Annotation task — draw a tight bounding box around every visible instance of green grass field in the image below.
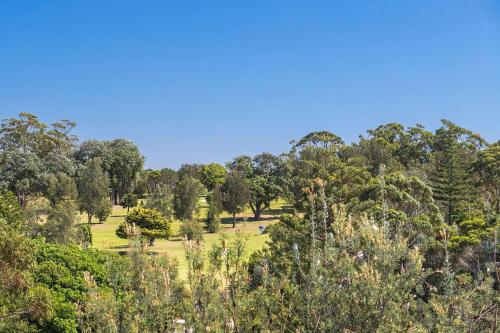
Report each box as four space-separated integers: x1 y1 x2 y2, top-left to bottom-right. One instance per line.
88 198 289 277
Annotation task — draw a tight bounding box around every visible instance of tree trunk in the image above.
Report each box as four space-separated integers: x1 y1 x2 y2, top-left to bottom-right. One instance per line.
87 213 92 224
112 190 118 205
232 213 236 228
149 237 155 246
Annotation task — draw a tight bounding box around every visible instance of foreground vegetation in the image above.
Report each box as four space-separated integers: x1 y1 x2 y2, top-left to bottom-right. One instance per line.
0 113 499 332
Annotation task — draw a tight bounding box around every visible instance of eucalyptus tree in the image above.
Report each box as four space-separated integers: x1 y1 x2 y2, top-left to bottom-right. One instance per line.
227 153 288 219
0 113 77 206
105 139 144 204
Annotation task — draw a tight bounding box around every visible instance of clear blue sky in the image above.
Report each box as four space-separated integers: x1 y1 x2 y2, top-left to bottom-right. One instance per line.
1 1 499 169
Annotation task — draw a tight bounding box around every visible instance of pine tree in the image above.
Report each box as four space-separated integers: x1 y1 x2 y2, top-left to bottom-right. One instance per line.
431 120 483 225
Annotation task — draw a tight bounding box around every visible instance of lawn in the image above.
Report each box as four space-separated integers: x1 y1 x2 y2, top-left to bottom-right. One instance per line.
89 198 290 277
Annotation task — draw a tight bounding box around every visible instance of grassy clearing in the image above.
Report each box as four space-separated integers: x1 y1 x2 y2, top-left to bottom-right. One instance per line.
88 198 290 277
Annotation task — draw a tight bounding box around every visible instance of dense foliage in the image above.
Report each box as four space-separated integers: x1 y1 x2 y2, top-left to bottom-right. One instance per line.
0 113 498 332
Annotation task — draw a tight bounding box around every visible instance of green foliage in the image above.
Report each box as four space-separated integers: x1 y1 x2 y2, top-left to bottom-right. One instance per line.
474 141 500 215
293 130 343 148
0 113 77 207
122 193 138 213
45 172 77 206
198 163 227 191
179 219 204 242
177 163 203 180
33 241 112 332
449 216 493 249
0 191 22 226
95 197 112 223
206 184 223 233
136 167 178 197
42 200 80 244
228 153 288 219
173 176 204 220
431 120 483 225
221 171 250 227
117 207 171 246
0 199 53 332
77 223 93 248
145 187 174 219
103 139 144 204
77 157 108 223
1 114 499 331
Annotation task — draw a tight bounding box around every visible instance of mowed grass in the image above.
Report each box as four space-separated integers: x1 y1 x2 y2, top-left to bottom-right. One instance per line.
89 198 290 278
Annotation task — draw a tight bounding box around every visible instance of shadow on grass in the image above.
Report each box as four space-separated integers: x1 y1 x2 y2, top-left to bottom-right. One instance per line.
110 245 129 249
262 205 294 216
219 216 278 225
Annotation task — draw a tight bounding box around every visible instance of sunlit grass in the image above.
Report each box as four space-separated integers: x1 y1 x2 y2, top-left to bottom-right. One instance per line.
89 198 290 277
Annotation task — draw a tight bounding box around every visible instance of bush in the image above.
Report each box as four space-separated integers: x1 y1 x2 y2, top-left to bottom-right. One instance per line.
116 207 171 246
179 219 204 242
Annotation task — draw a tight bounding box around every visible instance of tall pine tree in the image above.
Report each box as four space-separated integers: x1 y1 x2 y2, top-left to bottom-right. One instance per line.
430 120 485 225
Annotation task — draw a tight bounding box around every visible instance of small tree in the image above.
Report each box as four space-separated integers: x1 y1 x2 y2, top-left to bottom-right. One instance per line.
222 172 250 227
45 172 77 206
95 198 112 223
116 207 170 246
174 177 204 220
206 184 223 233
122 193 138 214
179 219 204 242
78 157 109 224
145 188 174 219
42 200 80 244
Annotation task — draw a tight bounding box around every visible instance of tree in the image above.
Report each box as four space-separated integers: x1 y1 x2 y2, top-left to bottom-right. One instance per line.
42 200 80 244
145 187 174 219
0 113 77 207
104 139 144 204
286 131 345 211
206 184 223 233
179 219 204 242
177 164 203 180
95 198 112 223
431 120 485 225
73 139 109 165
78 157 109 224
356 123 434 173
45 172 77 206
474 141 500 215
199 163 227 191
0 219 52 332
116 207 171 246
221 171 250 227
227 153 287 219
159 167 178 191
33 241 117 332
0 191 23 227
122 193 138 213
173 176 204 220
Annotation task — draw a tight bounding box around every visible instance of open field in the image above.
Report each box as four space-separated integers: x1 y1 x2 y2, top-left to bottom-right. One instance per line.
88 198 290 277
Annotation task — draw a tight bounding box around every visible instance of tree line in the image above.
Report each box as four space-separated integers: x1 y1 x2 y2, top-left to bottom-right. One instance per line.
0 113 498 332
